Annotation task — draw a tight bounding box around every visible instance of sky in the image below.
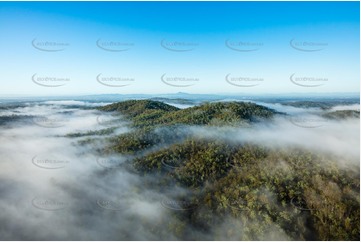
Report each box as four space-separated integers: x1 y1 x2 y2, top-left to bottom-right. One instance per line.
0 1 359 96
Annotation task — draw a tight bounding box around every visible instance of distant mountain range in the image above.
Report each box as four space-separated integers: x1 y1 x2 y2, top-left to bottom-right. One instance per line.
0 92 359 104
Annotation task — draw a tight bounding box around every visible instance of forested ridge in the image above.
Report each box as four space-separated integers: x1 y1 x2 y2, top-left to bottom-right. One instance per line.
96 100 359 240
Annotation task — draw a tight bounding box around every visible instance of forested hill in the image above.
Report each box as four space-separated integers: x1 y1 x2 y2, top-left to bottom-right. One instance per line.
99 100 180 117
99 100 279 128
94 99 359 240
322 110 360 120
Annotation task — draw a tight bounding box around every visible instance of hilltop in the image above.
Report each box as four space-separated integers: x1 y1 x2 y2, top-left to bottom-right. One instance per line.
97 100 279 154
99 99 278 128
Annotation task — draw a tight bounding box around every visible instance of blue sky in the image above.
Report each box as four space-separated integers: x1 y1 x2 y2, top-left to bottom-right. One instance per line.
0 1 359 96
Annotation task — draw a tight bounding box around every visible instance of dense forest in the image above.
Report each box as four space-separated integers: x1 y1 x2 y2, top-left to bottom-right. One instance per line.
85 100 359 240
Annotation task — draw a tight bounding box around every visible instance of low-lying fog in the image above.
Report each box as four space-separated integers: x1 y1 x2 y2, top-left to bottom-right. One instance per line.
0 99 359 240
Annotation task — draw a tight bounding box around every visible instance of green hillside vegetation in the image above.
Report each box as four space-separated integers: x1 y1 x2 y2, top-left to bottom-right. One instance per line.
99 100 277 128
322 110 360 120
96 99 359 240
282 101 358 110
0 114 34 126
65 127 117 137
99 100 278 154
99 99 180 118
132 139 359 240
